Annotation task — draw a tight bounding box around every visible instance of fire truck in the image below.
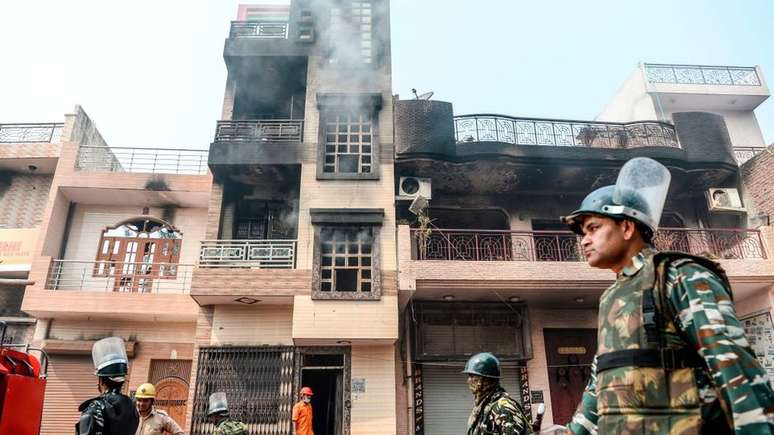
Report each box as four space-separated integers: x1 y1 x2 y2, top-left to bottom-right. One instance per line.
0 320 48 435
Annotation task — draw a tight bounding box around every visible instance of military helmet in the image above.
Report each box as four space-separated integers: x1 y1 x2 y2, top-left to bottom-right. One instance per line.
462 352 501 378
208 392 229 416
562 157 671 235
91 337 129 381
135 383 156 399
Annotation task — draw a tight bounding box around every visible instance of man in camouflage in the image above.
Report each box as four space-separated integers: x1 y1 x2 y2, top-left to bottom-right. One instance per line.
207 392 248 435
463 352 529 435
562 157 774 434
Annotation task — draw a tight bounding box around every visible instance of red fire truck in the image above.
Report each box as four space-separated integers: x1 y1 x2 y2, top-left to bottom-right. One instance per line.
0 321 48 435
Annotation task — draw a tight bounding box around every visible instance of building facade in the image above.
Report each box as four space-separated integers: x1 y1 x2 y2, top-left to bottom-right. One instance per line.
4 3 774 435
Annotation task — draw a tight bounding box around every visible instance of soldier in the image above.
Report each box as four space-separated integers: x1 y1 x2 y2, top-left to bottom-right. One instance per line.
76 337 140 435
562 157 774 434
463 352 529 435
134 383 184 435
207 392 248 435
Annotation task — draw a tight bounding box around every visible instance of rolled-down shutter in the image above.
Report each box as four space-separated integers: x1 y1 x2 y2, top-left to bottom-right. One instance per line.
40 355 94 435
422 365 522 435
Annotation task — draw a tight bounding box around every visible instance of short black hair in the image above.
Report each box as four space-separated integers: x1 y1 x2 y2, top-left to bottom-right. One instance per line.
611 216 654 245
99 377 124 391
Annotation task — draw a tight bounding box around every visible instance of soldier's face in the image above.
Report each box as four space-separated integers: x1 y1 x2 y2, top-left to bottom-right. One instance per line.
467 374 483 393
580 216 629 269
136 398 153 413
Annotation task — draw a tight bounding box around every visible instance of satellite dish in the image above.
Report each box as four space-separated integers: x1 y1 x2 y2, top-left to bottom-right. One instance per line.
411 88 434 100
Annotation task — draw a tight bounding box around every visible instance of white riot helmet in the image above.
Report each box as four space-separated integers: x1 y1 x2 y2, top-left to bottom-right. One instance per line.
208 392 229 416
92 337 128 382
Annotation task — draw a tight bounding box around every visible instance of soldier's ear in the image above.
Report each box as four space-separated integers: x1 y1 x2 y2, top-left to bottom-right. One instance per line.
621 219 637 241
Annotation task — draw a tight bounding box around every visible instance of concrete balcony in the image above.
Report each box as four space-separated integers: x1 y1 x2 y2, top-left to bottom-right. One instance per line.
224 20 311 60
191 239 307 306
209 120 304 175
0 123 63 173
21 258 199 321
76 146 208 175
397 225 774 309
642 63 769 111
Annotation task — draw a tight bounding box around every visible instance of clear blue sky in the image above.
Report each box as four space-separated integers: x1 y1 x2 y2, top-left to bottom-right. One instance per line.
0 0 771 148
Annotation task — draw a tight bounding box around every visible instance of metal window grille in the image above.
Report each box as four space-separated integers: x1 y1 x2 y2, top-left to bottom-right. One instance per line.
320 227 374 293
190 347 295 435
323 113 373 174
329 2 372 65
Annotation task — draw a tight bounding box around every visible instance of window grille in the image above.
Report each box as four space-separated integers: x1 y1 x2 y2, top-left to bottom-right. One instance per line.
319 227 374 293
323 112 373 174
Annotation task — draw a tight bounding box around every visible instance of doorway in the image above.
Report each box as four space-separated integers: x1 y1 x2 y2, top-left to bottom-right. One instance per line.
301 353 345 435
543 328 597 425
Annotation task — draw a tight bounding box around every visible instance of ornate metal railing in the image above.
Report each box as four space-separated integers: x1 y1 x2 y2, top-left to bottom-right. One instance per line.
734 146 771 165
411 228 766 261
199 240 297 268
214 120 303 143
46 260 194 293
0 123 64 143
644 63 761 86
453 115 679 149
76 146 208 175
230 21 289 39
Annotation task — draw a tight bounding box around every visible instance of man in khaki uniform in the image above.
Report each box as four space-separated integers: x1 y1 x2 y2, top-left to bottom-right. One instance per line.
134 383 184 435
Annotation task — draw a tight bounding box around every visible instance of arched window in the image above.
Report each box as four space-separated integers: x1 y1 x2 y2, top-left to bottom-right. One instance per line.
93 216 183 292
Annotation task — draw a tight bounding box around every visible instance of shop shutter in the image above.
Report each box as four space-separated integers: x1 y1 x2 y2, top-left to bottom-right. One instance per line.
40 355 94 435
422 365 521 435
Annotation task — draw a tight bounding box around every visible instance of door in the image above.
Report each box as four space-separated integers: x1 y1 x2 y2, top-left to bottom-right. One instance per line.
148 359 192 430
94 237 181 292
543 328 597 425
40 355 94 435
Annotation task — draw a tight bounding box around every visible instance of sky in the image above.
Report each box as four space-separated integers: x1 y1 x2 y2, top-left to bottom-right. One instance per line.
0 0 772 149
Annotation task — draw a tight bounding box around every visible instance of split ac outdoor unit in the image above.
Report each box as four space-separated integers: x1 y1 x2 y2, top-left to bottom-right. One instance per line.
397 177 432 201
707 188 746 213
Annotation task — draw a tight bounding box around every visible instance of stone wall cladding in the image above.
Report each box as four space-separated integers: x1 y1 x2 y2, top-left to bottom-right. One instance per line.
0 284 26 316
0 173 53 228
741 144 774 218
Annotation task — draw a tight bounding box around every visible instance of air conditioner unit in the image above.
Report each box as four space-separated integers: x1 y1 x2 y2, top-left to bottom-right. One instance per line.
708 188 746 213
397 176 431 201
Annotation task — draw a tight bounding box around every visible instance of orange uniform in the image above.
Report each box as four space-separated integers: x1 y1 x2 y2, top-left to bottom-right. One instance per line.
292 400 314 435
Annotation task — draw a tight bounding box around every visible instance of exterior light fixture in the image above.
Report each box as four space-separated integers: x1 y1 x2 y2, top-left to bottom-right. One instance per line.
235 297 260 305
442 294 455 301
509 296 521 303
337 340 352 345
574 297 585 303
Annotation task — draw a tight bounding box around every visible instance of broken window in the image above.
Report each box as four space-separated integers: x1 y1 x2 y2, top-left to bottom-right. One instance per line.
323 112 373 175
319 227 374 293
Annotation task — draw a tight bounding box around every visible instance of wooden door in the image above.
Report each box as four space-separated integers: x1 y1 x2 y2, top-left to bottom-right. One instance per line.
94 237 181 292
543 328 597 425
154 377 189 429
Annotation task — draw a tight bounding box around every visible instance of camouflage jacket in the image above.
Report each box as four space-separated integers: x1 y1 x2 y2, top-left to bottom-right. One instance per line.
467 386 529 435
568 249 774 435
214 418 248 435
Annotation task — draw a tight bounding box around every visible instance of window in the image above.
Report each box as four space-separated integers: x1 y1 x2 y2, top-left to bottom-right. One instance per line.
323 112 373 174
319 227 373 293
93 217 182 292
329 1 373 65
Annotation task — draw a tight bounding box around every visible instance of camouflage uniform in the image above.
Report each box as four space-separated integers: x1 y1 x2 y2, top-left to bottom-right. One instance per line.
467 386 529 435
568 248 774 435
214 418 248 435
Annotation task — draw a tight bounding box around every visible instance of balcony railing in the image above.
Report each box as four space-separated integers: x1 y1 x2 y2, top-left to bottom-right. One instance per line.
214 120 303 143
46 260 194 293
229 21 289 39
734 146 771 165
411 228 766 262
454 115 679 149
0 123 63 143
199 240 297 268
76 146 208 175
644 63 761 86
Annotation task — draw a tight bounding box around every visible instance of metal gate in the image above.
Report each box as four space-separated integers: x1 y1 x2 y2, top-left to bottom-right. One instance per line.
190 346 295 435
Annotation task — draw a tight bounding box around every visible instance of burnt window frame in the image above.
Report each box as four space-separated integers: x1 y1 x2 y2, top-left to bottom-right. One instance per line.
316 93 382 180
321 112 374 175
311 208 383 300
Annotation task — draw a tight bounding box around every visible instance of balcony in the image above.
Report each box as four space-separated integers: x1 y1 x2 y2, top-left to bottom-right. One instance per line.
411 228 767 261
0 123 63 143
45 260 194 293
645 64 761 86
76 146 209 175
209 120 305 171
735 146 771 165
230 21 289 39
198 239 297 268
214 120 303 142
224 21 310 59
454 116 679 149
0 123 64 172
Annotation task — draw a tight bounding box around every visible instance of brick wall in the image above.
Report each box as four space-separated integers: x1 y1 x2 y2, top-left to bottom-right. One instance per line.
741 145 774 218
0 173 53 228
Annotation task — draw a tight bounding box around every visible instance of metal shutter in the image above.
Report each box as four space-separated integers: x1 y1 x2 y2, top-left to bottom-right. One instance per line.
422 365 521 435
40 355 94 435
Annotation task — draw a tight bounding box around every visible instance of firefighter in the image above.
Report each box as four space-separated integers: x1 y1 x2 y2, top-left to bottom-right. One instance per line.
134 383 184 435
76 336 140 435
292 386 315 435
207 392 248 435
463 352 529 435
562 157 774 434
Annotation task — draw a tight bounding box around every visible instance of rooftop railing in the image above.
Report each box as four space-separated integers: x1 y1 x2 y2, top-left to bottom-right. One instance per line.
454 115 679 149
214 120 303 143
734 146 771 165
0 123 64 143
230 21 289 39
411 228 766 261
76 146 209 175
644 63 761 86
199 240 297 268
46 260 194 293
